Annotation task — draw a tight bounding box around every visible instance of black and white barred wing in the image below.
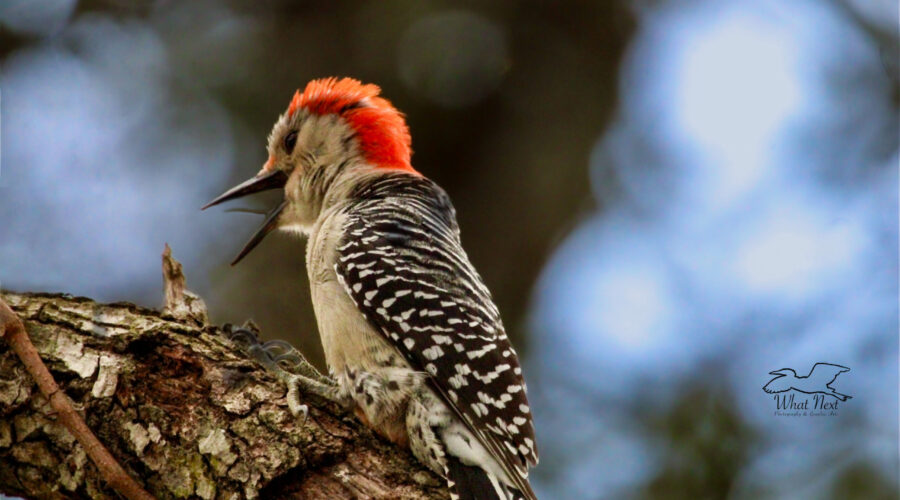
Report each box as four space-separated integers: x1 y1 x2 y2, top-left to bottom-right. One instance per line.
334 180 538 493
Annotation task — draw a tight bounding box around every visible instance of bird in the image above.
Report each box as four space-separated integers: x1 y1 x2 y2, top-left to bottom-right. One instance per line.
763 363 852 401
204 77 538 500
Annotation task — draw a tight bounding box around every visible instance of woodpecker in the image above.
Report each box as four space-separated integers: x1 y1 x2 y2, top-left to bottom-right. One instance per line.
204 78 538 500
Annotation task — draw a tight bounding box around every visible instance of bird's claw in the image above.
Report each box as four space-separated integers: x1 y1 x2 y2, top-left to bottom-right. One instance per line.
261 339 310 372
290 402 309 423
286 379 310 423
261 339 294 357
222 323 265 351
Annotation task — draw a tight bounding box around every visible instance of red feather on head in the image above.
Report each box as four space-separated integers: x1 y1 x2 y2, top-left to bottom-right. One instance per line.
287 78 415 173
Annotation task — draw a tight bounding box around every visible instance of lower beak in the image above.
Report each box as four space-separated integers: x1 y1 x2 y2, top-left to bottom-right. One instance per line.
202 169 289 265
230 200 286 265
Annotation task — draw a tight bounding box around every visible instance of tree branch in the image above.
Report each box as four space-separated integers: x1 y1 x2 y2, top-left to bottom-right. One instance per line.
0 286 446 498
0 295 153 500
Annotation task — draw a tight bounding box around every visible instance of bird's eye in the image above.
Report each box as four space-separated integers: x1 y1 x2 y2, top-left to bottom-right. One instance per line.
284 130 298 154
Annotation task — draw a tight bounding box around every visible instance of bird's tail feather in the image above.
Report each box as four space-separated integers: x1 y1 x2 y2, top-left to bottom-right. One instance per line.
831 391 851 401
445 455 525 500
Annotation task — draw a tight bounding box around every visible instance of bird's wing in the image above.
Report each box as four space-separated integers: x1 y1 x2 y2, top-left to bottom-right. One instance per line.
333 175 538 498
811 363 850 387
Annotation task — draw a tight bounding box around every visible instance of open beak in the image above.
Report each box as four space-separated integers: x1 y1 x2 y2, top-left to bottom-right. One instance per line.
202 169 289 265
228 200 287 265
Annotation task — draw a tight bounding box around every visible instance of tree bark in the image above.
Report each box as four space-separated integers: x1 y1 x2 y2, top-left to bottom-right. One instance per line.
0 290 447 499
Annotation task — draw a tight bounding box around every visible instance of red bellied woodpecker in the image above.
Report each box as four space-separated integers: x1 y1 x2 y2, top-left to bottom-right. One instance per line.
204 78 538 500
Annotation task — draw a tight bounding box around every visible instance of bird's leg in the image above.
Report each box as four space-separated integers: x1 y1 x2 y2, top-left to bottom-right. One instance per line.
223 325 352 419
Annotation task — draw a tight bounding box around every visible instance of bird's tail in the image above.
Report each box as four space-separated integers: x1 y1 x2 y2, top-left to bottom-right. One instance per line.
445 455 527 500
831 391 851 401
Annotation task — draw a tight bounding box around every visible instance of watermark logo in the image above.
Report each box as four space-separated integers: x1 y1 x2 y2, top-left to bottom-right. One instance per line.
763 363 851 416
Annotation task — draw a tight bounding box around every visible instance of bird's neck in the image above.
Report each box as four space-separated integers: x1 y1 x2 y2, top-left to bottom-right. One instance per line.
282 160 381 233
319 161 400 212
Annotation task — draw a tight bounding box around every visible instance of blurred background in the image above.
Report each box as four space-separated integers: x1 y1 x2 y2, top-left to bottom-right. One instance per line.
0 0 897 498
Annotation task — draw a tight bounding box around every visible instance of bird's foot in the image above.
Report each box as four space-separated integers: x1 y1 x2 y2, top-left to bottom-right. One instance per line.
222 324 351 420
284 373 353 421
223 323 320 378
256 338 330 383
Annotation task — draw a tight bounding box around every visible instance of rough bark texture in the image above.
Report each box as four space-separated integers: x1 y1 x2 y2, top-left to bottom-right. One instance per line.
0 291 448 499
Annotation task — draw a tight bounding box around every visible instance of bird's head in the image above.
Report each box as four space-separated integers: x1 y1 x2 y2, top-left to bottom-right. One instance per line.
768 368 796 378
203 77 416 264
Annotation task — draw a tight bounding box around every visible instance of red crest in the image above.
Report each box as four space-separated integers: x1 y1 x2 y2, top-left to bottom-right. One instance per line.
287 78 415 172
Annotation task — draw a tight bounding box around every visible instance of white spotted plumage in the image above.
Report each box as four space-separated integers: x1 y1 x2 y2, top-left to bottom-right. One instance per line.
333 173 538 498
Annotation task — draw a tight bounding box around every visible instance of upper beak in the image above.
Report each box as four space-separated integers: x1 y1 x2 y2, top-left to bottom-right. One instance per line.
202 169 289 265
201 169 288 210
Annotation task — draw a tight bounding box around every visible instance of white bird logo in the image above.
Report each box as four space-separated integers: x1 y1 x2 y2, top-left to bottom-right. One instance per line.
763 363 852 401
